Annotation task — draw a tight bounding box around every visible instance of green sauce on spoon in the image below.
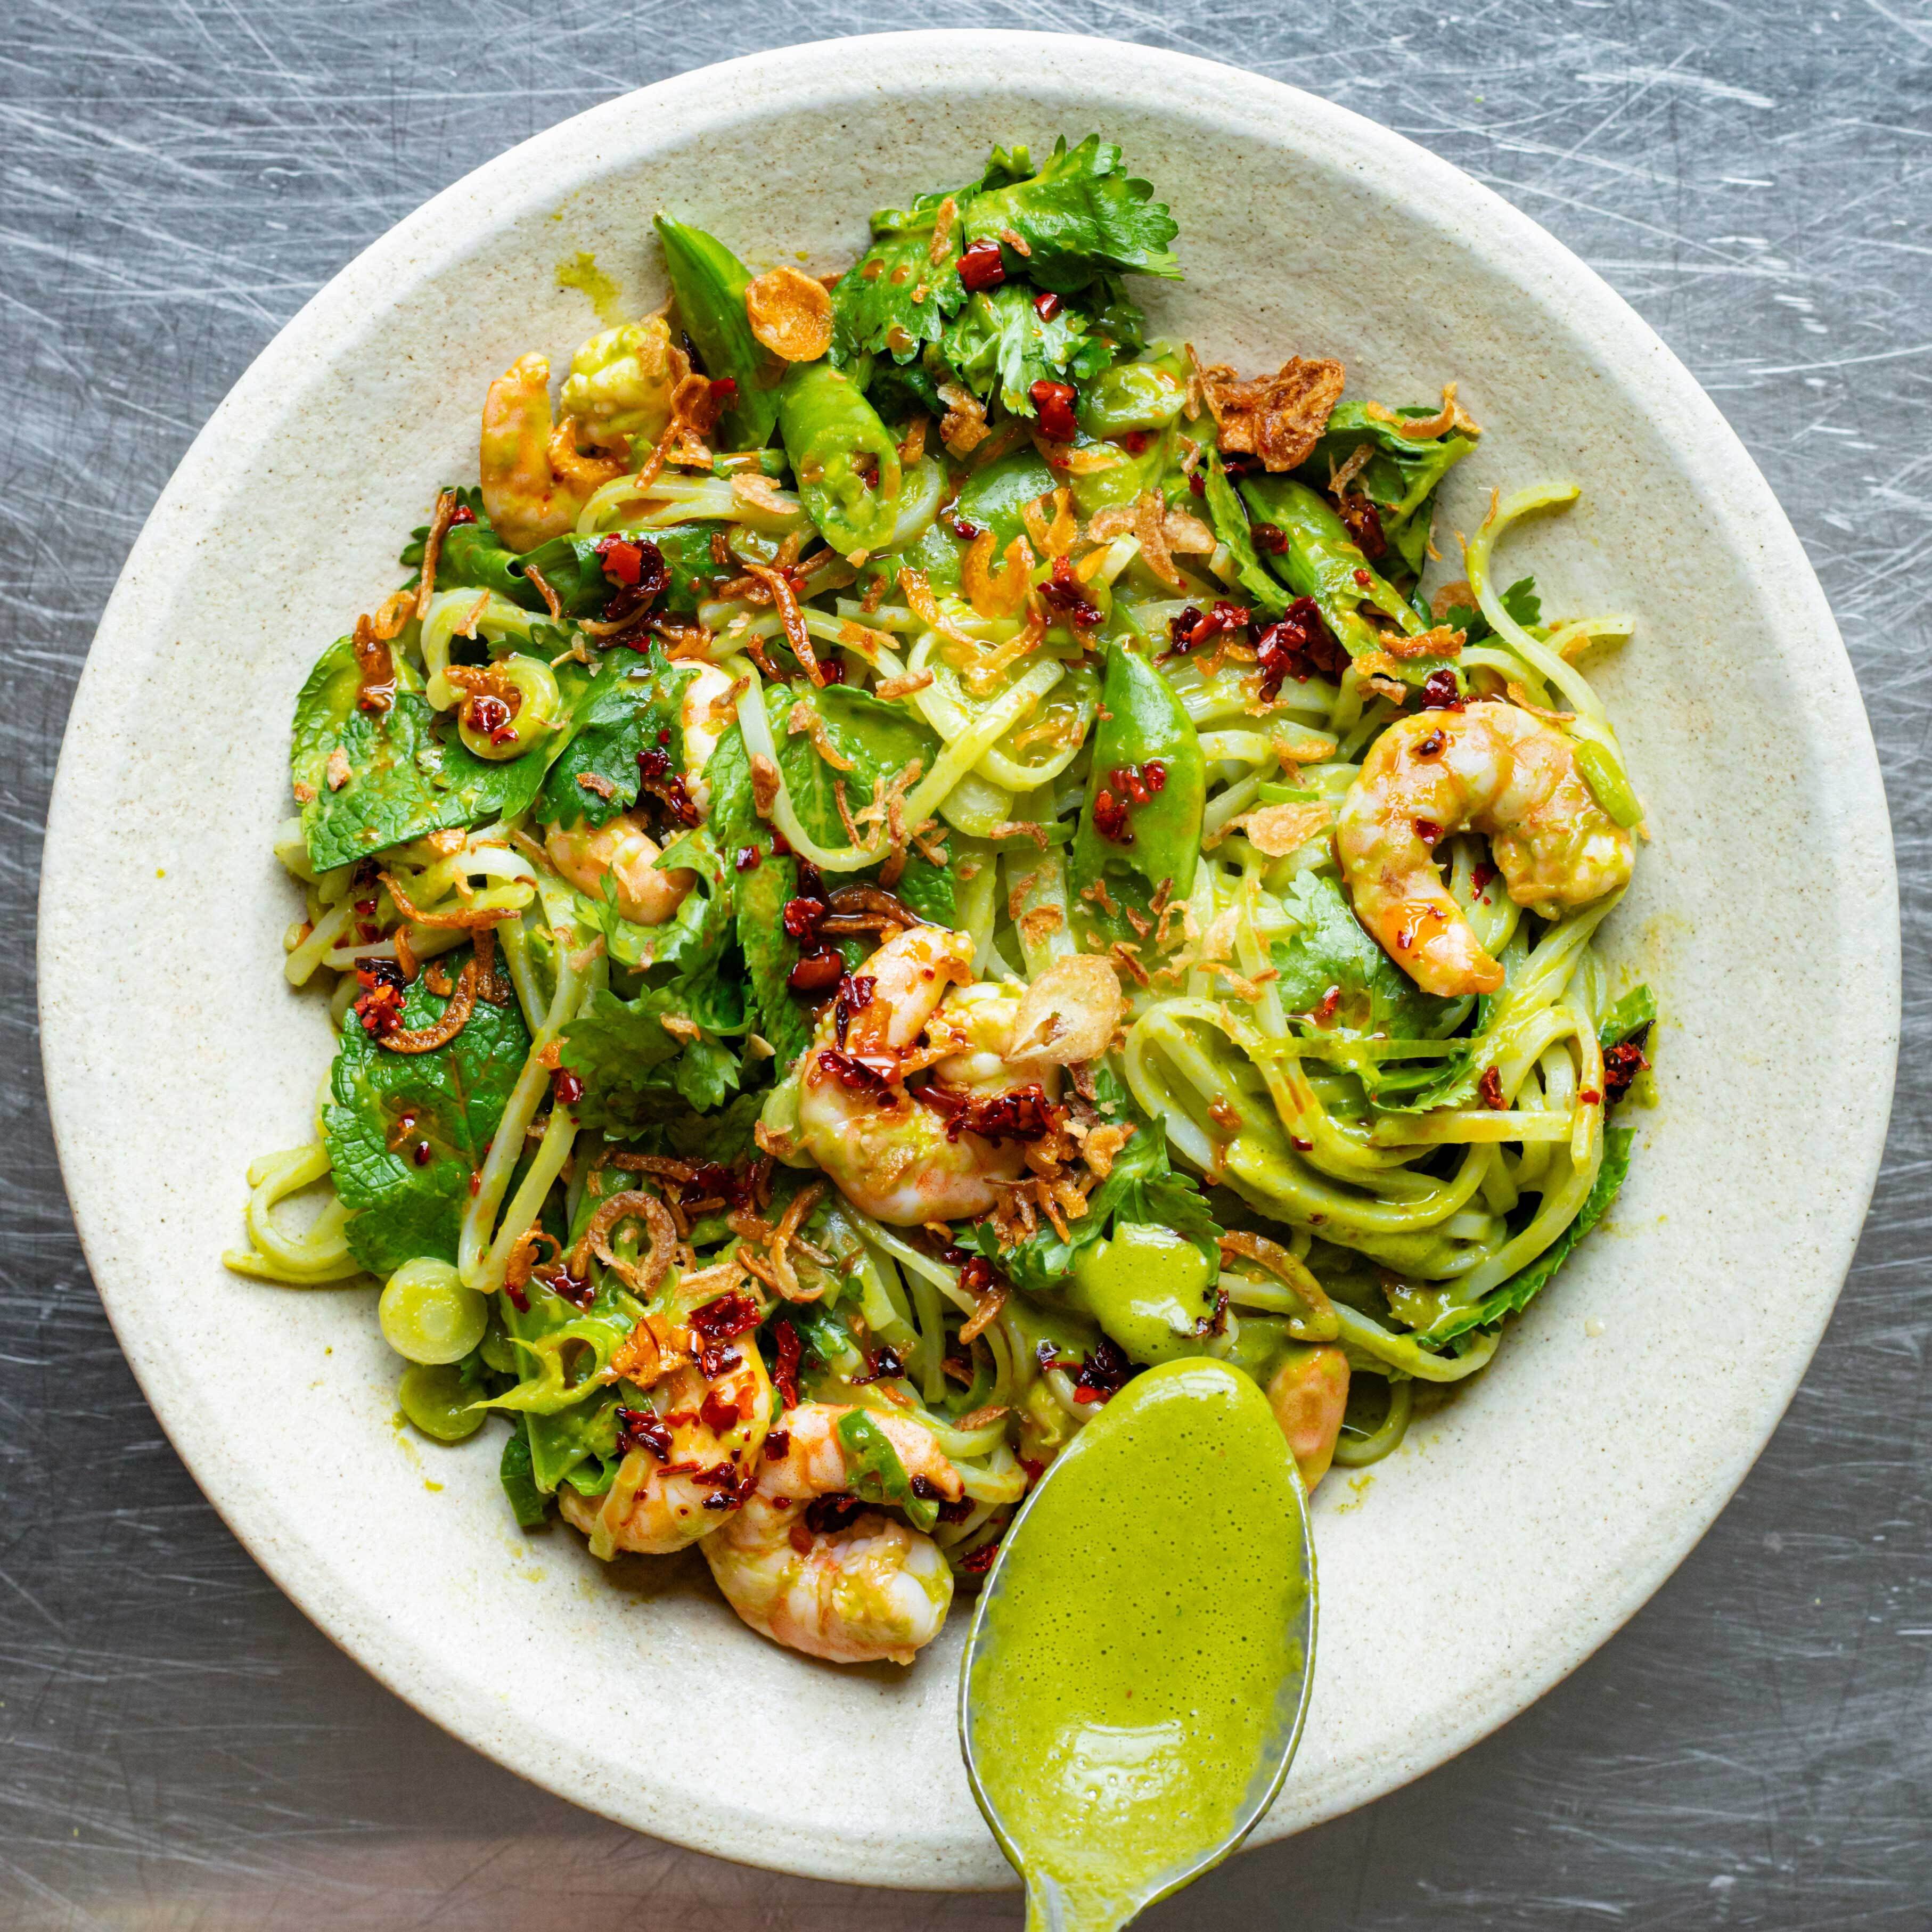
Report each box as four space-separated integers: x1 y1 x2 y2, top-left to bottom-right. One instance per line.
959 1358 1316 1932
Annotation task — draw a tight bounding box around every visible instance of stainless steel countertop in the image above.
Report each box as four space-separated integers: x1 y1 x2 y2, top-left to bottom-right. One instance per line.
4 4 1926 1926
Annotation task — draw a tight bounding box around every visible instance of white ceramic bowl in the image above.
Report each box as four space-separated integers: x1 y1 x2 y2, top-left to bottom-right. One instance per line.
39 31 1897 1889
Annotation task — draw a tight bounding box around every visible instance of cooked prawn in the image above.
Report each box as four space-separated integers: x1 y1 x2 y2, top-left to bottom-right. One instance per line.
546 812 694 926
703 1403 962 1665
559 1348 771 1556
680 661 738 818
480 353 626 552
1266 1343 1350 1491
1336 701 1633 996
795 926 1043 1225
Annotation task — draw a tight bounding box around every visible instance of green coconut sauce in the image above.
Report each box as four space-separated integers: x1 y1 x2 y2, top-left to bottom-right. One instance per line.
963 1359 1314 1932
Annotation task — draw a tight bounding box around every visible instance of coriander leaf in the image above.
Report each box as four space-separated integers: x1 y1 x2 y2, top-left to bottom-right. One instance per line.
560 981 741 1134
835 1410 939 1530
294 638 549 872
1439 575 1540 646
1273 872 1459 1039
323 945 530 1273
962 136 1181 293
830 191 969 366
1600 985 1656 1048
938 283 1103 415
1417 1128 1634 1347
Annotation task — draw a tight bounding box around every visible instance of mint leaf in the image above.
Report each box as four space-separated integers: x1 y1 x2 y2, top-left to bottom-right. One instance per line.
537 646 695 830
1417 1127 1635 1347
294 638 549 872
834 1410 939 1530
323 944 531 1272
777 684 939 850
962 136 1180 293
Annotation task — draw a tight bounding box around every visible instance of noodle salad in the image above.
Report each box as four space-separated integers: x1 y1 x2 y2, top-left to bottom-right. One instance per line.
230 137 1653 1668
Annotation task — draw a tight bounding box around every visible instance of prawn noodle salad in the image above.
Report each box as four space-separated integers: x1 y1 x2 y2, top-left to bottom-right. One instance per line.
229 138 1655 1669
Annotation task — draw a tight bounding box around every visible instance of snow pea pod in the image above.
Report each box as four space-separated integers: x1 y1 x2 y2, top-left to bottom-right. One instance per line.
1239 475 1427 660
776 362 903 556
653 214 781 451
1071 641 1206 904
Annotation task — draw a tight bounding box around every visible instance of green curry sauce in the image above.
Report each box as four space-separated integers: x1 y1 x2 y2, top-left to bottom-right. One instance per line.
961 1360 1315 1932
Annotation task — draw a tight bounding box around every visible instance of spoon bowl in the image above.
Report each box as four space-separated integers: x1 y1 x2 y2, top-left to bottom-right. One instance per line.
959 1360 1317 1931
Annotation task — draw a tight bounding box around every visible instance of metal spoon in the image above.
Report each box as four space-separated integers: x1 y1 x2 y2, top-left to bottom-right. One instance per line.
958 1358 1317 1932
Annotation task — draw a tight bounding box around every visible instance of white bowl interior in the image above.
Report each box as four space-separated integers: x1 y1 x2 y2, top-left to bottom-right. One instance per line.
38 32 1896 1889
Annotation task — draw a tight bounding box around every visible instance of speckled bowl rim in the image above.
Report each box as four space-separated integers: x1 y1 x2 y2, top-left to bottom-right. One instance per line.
39 30 1898 1889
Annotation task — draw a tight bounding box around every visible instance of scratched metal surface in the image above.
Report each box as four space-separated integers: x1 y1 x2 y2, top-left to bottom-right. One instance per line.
3 3 1927 1926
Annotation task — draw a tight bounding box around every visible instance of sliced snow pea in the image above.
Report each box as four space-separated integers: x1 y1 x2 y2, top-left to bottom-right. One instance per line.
1071 641 1206 904
776 362 904 556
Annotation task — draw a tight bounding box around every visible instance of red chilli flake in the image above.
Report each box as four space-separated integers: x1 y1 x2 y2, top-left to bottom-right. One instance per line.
1352 567 1373 587
1414 818 1443 845
957 239 1006 292
832 973 877 1048
1478 1066 1507 1110
1029 380 1079 442
1187 471 1206 499
463 692 517 746
918 1080 1060 1145
735 845 761 872
447 503 477 528
594 535 669 623
1254 597 1347 697
1041 554 1102 628
637 745 701 827
1070 1337 1134 1405
814 1048 895 1097
1414 729 1447 758
960 1538 1003 1575
695 1342 741 1381
1471 860 1497 900
1166 600 1250 656
762 1428 791 1463
1421 667 1464 711
787 949 845 994
710 376 739 405
1603 1028 1653 1103
552 1069 585 1108
351 959 406 1038
1118 430 1150 456
1336 493 1387 561
1092 786 1133 846
1249 521 1289 555
852 1345 906 1386
536 1261 594 1310
690 1292 764 1342
698 1388 744 1435
615 1406 673 1460
771 1321 803 1410
1033 289 1062 321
